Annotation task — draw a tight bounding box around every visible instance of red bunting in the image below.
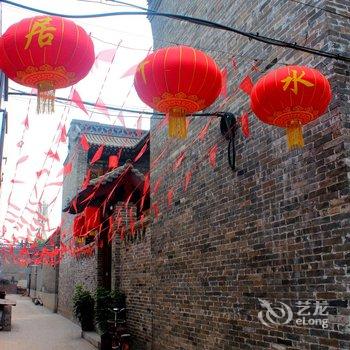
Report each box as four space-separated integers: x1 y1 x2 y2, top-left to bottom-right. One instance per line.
46 149 60 162
184 171 192 192
45 182 63 187
11 179 25 184
134 140 148 162
167 188 174 207
82 169 92 190
120 64 138 78
80 134 90 151
198 119 212 141
22 116 29 129
153 177 162 195
152 202 159 220
220 68 228 97
143 173 150 195
36 169 49 178
57 125 67 143
96 48 117 63
94 98 110 120
57 162 73 177
239 76 254 95
71 89 88 114
240 112 250 138
173 151 186 171
17 141 24 148
90 145 104 164
8 202 20 211
16 155 29 166
209 144 218 168
117 112 126 128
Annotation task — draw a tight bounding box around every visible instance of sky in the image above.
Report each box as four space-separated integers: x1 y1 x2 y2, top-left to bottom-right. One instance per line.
0 0 153 242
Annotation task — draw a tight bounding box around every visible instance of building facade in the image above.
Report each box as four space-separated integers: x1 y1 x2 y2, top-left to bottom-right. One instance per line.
117 0 349 349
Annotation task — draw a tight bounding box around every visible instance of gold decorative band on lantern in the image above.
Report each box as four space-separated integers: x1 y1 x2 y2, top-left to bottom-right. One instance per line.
286 120 304 150
168 107 187 139
37 81 55 114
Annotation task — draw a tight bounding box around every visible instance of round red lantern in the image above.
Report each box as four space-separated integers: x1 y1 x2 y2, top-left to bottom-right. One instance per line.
250 65 331 149
134 46 222 138
0 16 95 113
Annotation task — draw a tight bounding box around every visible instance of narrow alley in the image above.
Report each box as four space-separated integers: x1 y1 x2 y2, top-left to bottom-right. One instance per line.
0 295 94 350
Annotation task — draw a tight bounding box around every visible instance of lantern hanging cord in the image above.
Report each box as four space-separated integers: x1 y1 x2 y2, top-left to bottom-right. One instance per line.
1 0 349 63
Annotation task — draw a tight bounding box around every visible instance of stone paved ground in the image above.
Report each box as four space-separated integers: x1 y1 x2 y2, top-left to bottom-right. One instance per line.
0 294 95 350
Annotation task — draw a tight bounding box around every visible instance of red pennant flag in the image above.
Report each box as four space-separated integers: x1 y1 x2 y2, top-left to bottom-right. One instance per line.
96 48 117 63
197 119 212 141
8 202 20 211
108 149 122 169
10 179 25 184
90 145 104 164
46 149 60 162
240 112 250 138
16 155 29 166
82 169 91 190
173 151 186 171
152 203 159 220
134 140 148 162
57 162 73 177
209 144 218 168
117 112 126 128
143 173 150 195
22 116 29 129
153 177 162 195
220 68 228 97
120 64 138 78
167 188 174 207
57 125 67 143
80 134 90 152
71 89 88 114
17 140 24 148
45 181 63 187
184 170 192 192
239 76 254 95
94 98 110 120
36 169 49 178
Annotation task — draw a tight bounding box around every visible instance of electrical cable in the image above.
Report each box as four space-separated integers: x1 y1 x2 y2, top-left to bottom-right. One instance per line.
7 91 219 117
1 0 349 62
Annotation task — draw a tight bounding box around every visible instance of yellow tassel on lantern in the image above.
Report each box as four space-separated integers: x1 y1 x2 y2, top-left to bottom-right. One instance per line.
37 81 55 114
286 120 304 150
168 107 187 139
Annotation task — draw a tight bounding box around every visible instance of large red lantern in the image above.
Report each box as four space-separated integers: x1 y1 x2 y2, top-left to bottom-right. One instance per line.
250 65 331 149
134 46 222 138
0 16 95 113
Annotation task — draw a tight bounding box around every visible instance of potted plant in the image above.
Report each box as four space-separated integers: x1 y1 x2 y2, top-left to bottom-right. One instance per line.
73 284 95 331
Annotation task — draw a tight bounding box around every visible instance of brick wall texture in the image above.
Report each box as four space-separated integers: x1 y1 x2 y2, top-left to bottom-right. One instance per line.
122 0 350 349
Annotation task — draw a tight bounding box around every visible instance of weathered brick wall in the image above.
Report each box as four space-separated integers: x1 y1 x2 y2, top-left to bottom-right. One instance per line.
58 125 97 319
141 0 350 349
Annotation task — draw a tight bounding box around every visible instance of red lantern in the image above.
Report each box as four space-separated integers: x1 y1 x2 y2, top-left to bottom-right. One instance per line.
84 206 100 232
250 65 331 149
73 215 85 238
0 16 95 113
134 46 222 138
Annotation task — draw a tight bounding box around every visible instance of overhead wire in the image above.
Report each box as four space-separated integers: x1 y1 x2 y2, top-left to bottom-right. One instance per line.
0 0 349 62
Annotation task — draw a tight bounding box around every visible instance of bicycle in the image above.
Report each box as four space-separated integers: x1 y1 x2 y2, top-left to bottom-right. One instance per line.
108 307 131 350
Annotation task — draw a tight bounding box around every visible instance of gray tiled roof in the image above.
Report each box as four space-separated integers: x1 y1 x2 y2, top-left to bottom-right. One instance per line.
85 133 142 148
89 162 145 186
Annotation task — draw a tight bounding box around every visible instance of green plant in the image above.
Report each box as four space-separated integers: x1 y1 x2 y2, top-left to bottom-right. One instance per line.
95 287 126 334
73 284 95 331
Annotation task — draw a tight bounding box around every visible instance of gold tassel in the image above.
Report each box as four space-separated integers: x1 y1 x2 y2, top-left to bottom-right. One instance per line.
168 107 187 139
37 81 55 114
286 121 304 150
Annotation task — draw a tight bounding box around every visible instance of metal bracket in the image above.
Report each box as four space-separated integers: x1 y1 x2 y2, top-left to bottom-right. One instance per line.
218 112 238 171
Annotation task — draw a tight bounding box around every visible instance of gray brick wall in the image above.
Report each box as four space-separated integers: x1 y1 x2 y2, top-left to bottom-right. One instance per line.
141 0 350 349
